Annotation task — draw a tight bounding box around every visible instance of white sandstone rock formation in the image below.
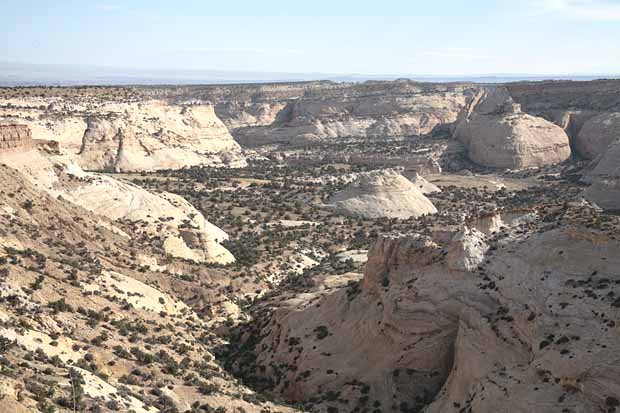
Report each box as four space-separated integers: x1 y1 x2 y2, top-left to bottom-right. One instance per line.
0 147 234 264
575 112 620 159
0 98 246 171
245 205 620 412
231 82 472 146
446 226 488 272
79 101 246 171
329 169 438 219
453 88 571 169
410 172 441 194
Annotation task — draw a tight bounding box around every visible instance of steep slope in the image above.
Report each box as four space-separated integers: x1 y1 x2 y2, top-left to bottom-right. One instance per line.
200 81 473 146
575 112 620 160
506 79 620 160
0 164 295 413
583 136 620 211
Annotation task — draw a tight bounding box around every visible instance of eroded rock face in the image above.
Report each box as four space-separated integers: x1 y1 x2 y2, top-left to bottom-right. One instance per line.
222 81 473 146
575 112 620 160
0 147 234 264
584 137 620 211
0 123 34 151
328 169 438 219
79 101 246 172
410 172 441 194
240 206 620 412
446 226 488 272
0 98 246 172
453 88 571 169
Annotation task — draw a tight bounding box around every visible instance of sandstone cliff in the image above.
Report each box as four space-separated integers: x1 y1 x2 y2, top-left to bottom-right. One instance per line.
453 88 571 168
0 98 246 172
575 112 620 159
0 123 34 151
159 81 474 146
506 80 620 159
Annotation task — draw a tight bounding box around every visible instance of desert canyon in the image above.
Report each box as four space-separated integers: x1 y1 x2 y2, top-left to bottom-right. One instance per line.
0 79 620 413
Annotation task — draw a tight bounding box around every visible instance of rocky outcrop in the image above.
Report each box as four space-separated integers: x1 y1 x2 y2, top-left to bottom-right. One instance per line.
505 80 620 159
328 169 438 219
584 137 620 211
240 205 620 412
0 123 34 151
410 172 441 194
61 169 235 264
575 112 620 159
446 226 487 272
208 81 473 146
453 88 572 169
78 101 246 172
0 99 246 172
0 147 234 264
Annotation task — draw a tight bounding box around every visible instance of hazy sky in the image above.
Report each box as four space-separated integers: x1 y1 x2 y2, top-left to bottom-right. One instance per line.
2 0 619 75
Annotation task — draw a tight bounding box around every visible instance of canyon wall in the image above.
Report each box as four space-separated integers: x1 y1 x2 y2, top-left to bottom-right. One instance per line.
145 81 476 146
0 98 246 172
507 80 620 159
3 79 620 174
453 87 572 168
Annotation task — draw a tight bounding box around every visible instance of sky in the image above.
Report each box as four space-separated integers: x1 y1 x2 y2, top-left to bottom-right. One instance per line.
1 0 619 76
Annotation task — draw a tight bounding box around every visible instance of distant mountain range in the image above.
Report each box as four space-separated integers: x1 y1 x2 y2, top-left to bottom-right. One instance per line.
1 61 618 86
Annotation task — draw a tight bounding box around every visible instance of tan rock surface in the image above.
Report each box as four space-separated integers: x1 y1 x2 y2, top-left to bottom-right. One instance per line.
575 112 620 159
584 136 620 211
0 98 246 171
241 205 620 412
229 82 473 146
453 88 571 169
329 169 437 219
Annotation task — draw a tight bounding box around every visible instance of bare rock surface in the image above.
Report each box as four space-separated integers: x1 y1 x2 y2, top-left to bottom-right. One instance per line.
453 88 571 169
238 204 620 412
210 81 474 146
410 172 441 194
328 169 437 219
446 226 488 272
575 112 620 159
0 98 246 171
584 136 620 211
